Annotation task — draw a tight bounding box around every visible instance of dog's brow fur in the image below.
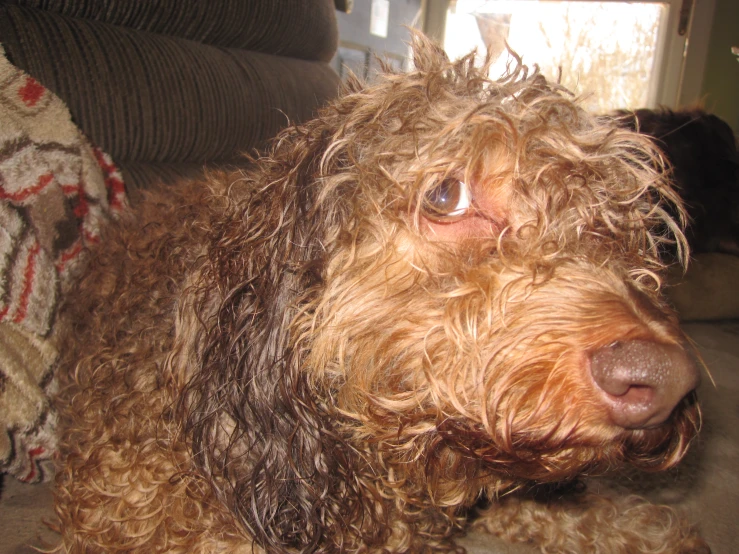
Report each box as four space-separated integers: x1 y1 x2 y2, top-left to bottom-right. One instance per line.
54 34 707 553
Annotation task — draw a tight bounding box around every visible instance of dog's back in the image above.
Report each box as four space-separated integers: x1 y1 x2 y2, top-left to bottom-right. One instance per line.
54 178 258 552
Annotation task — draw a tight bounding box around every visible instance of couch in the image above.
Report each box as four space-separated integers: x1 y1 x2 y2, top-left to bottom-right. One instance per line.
0 0 340 483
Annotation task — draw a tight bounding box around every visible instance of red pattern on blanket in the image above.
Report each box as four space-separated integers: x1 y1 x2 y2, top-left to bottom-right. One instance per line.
0 49 126 482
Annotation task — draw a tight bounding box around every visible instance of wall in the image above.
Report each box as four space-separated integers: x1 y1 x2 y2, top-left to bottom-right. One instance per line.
333 0 423 79
699 0 739 131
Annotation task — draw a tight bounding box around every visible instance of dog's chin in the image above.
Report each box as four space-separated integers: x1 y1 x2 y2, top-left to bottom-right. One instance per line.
618 394 702 470
434 398 699 485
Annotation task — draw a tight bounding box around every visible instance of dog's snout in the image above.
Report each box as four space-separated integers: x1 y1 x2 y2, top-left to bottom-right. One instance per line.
590 340 700 429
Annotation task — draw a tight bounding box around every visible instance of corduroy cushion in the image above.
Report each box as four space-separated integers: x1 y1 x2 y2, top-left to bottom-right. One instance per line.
118 162 268 200
4 0 338 61
0 4 340 169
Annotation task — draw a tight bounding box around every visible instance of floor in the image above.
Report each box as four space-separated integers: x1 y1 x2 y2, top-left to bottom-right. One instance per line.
1 321 737 554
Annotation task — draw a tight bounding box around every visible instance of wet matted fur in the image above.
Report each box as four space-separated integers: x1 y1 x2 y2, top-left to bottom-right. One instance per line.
54 36 708 553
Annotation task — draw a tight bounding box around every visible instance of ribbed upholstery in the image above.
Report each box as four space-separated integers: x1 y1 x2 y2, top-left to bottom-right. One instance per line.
119 162 249 199
5 0 338 61
0 5 339 164
0 0 340 190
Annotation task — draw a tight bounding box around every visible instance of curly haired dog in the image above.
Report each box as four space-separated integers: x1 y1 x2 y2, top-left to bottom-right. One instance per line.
54 36 707 553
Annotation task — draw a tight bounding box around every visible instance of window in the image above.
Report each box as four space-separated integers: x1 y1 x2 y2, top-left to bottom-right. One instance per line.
443 0 687 112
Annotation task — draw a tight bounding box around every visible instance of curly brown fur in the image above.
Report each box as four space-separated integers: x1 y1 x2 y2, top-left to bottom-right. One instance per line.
473 490 708 553
55 35 707 553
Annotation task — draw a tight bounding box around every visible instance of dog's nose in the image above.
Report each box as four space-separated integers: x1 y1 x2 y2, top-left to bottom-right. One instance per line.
589 340 700 429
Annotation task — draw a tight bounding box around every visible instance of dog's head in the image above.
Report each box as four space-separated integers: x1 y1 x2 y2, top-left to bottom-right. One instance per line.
183 34 700 552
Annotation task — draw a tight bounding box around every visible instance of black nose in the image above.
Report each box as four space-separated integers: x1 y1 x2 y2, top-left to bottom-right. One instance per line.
590 340 700 429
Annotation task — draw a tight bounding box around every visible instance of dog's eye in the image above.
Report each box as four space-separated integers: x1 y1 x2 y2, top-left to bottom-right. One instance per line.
422 178 472 222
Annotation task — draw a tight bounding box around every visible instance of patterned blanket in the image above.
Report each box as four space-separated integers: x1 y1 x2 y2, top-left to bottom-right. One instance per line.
0 47 125 482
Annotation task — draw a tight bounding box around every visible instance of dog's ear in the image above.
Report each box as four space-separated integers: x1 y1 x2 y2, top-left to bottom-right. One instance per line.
177 121 385 552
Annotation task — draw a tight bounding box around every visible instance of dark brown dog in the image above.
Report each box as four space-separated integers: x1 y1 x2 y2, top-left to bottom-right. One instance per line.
615 107 739 256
